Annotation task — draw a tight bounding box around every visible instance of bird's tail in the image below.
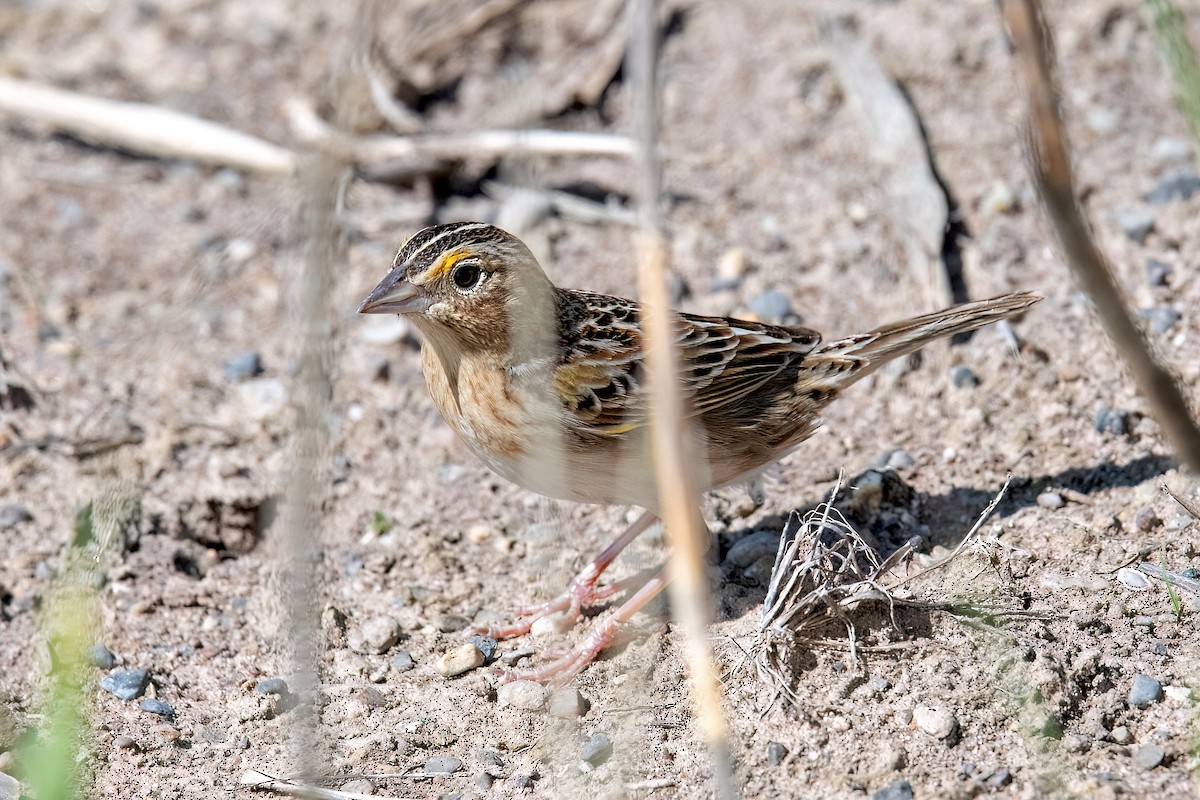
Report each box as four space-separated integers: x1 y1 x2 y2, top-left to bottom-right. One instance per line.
800 291 1041 394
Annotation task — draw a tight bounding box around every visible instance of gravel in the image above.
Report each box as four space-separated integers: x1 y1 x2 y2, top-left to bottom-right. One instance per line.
580 732 614 767
100 668 150 701
1134 743 1165 770
1129 674 1162 709
87 644 117 669
1144 172 1200 204
253 678 288 695
1114 207 1155 243
1145 258 1173 287
436 643 484 677
1037 491 1065 510
349 616 401 654
0 772 18 800
1094 408 1130 436
547 687 589 719
139 699 175 721
1141 306 1181 333
468 635 497 662
497 680 546 711
423 756 463 774
913 704 959 741
0 504 32 529
872 779 913 800
391 650 415 673
767 741 788 766
949 365 980 388
222 351 263 382
748 289 794 322
725 531 782 568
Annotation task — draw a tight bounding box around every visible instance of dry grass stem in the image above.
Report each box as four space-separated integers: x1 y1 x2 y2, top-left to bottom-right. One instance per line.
753 476 1012 707
1002 0 1200 472
629 0 733 795
0 76 296 174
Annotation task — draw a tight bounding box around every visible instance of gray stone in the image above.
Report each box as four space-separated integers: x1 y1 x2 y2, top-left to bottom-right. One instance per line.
884 449 915 470
1150 137 1192 166
253 678 288 695
139 699 175 721
766 741 788 766
581 732 613 766
1094 408 1129 436
0 771 19 800
424 756 463 774
548 687 589 719
498 680 546 711
236 378 288 421
987 768 1012 788
436 614 469 633
1114 207 1155 243
1145 172 1200 205
725 531 781 568
350 616 400 654
748 289 793 323
222 351 263 382
392 650 415 673
100 668 150 701
1110 725 1133 744
1146 258 1173 287
950 365 980 388
1142 306 1180 334
1129 674 1162 709
0 504 32 529
87 644 116 669
872 779 913 800
468 635 497 662
1134 743 1165 770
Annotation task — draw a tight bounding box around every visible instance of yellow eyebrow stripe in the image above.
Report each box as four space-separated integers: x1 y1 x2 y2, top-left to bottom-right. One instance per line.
426 248 472 281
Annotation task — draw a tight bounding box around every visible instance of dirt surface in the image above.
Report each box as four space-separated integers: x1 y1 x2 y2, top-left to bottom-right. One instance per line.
2 1 1199 798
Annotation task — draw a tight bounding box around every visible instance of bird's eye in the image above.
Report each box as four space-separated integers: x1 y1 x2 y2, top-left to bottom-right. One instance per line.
451 263 484 290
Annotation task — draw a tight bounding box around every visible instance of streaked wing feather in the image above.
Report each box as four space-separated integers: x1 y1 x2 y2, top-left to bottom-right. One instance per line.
553 290 820 436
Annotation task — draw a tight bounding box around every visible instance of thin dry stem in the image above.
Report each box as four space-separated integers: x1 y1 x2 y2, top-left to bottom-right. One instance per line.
1002 0 1200 472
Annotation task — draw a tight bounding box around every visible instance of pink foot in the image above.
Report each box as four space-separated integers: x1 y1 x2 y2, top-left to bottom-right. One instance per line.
474 562 622 639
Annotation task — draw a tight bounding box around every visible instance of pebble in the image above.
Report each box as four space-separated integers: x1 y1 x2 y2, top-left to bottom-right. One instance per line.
0 504 32 529
1134 743 1165 770
236 378 289 421
581 732 613 767
222 351 263 382
139 699 175 721
87 644 117 669
424 756 463 774
1113 207 1155 243
1094 408 1129 436
436 643 484 677
872 779 913 800
884 449 915 470
349 616 400 654
1141 306 1180 333
1145 171 1200 204
392 650 415 673
253 678 288 695
0 772 18 800
112 734 138 750
437 614 469 634
725 531 782 569
980 181 1016 215
950 365 980 388
1086 108 1120 135
718 248 750 281
1116 567 1150 591
1133 507 1162 532
1145 258 1173 287
1165 685 1194 703
913 704 959 740
1150 136 1192 166
498 680 546 711
1036 491 1065 511
100 668 150 701
1129 674 1162 709
748 289 793 323
766 741 788 766
986 768 1012 788
548 687 589 719
1110 725 1133 744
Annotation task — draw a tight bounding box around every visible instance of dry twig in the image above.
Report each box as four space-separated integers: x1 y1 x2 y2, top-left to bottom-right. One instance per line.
0 76 296 174
1001 0 1200 472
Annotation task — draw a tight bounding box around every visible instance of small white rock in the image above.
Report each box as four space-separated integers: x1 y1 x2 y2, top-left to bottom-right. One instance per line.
1036 491 1065 510
1165 684 1195 703
913 704 959 740
237 378 289 421
467 524 494 543
530 613 574 637
718 248 750 280
497 680 546 711
1116 567 1150 591
349 616 400 654
436 643 484 677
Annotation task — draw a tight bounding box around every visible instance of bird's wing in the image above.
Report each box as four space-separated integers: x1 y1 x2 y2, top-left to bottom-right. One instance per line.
552 291 821 436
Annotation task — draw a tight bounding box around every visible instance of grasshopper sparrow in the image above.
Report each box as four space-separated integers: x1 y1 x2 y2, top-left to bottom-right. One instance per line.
359 221 1039 681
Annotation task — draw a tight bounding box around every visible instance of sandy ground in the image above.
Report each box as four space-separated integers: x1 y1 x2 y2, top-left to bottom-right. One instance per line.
1 0 1199 797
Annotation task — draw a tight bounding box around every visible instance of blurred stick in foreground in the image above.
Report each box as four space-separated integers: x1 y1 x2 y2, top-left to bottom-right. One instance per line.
0 76 296 174
1002 0 1200 473
628 0 735 797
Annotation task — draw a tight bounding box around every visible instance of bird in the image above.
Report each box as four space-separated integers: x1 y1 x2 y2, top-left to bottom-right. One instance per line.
358 221 1040 682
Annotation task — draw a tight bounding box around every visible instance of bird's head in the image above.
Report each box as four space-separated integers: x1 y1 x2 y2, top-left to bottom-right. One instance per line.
358 222 555 357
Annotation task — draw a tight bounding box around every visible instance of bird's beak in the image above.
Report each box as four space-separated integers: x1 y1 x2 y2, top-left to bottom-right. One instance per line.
358 269 429 315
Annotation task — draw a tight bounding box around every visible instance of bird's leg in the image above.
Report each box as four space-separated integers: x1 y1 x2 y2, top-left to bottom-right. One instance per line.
503 563 669 686
476 510 658 639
